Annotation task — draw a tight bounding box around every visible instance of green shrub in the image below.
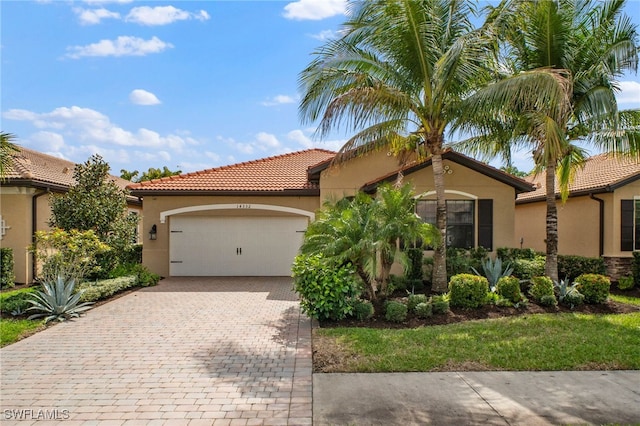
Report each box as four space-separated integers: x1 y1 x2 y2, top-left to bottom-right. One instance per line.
388 275 408 293
539 294 558 306
512 256 546 280
448 274 489 309
495 297 513 307
485 291 500 305
497 247 540 262
406 248 424 281
0 287 37 316
384 300 408 323
529 276 555 303
292 254 361 321
575 273 610 304
633 252 640 289
351 299 374 321
407 294 428 312
495 276 524 304
618 275 635 291
431 295 450 314
558 255 606 281
0 248 15 289
414 302 432 318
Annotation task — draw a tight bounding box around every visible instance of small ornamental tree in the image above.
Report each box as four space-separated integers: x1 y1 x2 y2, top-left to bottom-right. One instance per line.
50 155 138 269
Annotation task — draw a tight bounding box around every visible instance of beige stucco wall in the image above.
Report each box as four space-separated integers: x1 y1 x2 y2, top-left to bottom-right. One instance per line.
0 188 54 284
515 179 640 259
1 186 143 284
514 196 602 257
320 151 520 252
139 195 321 277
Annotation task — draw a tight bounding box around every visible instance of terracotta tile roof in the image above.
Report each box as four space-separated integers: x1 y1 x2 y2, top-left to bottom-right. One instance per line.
517 153 640 203
6 146 139 202
128 149 337 194
359 149 535 194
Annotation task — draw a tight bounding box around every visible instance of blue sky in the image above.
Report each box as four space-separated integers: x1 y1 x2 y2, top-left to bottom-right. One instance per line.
2 0 640 176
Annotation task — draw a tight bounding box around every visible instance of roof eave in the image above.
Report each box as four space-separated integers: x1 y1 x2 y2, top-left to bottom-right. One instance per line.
129 188 320 197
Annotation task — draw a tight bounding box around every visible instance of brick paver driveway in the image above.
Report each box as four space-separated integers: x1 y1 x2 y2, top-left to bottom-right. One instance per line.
1 277 312 425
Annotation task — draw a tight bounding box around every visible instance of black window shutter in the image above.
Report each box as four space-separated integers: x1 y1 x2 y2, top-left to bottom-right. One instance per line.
621 200 634 251
478 199 493 251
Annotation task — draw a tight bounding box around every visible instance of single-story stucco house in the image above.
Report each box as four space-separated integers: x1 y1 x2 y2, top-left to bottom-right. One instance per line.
128 148 535 278
515 153 640 280
0 147 142 284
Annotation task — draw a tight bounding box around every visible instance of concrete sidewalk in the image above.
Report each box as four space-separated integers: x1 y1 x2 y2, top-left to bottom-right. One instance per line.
313 371 640 425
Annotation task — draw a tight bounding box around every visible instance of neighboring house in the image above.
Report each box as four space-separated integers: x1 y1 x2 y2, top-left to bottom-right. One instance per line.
515 153 640 280
0 147 141 284
129 148 534 278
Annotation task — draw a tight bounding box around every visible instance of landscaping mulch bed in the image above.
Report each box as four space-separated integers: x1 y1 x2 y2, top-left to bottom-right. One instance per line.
318 296 640 330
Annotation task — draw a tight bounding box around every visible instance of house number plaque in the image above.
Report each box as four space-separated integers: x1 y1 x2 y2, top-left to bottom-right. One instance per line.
236 204 252 209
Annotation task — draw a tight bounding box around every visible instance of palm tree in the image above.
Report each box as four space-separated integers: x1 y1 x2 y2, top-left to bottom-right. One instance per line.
456 0 640 282
298 0 493 292
0 132 19 181
301 184 436 300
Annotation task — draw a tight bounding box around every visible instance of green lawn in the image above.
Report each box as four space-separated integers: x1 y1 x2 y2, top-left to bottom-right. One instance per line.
316 312 640 372
610 293 640 306
0 319 45 347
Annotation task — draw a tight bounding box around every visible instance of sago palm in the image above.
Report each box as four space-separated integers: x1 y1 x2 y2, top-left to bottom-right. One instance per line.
299 0 493 292
456 0 640 282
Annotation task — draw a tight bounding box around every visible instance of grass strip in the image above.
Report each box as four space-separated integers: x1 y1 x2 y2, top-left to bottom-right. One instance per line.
0 319 45 347
316 312 640 372
610 294 640 306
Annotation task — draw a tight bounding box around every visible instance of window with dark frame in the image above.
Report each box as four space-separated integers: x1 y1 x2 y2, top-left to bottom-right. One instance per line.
416 199 475 249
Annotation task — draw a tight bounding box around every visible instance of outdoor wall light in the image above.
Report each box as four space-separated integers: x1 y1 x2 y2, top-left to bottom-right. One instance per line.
149 224 157 240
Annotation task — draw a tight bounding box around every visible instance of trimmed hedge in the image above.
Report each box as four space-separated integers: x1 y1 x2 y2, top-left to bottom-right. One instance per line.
76 276 138 303
0 248 15 289
495 276 524 304
512 257 545 281
557 255 605 281
529 276 556 306
633 252 640 288
575 273 610 304
448 274 489 309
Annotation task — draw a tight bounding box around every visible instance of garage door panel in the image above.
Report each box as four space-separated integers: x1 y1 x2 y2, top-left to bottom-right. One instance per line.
170 216 306 276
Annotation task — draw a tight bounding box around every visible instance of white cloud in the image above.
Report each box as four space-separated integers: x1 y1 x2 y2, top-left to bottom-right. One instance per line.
65 36 173 59
261 94 296 107
283 0 346 20
617 81 640 105
309 29 341 41
83 0 133 4
129 89 161 105
31 131 66 151
125 6 210 26
287 129 344 151
3 106 194 151
256 132 282 150
73 7 120 25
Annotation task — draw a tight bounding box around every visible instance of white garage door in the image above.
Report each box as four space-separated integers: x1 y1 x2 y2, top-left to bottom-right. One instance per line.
169 216 308 276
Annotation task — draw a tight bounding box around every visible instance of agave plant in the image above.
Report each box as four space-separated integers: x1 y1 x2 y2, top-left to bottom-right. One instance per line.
27 276 93 323
554 278 584 310
471 258 514 292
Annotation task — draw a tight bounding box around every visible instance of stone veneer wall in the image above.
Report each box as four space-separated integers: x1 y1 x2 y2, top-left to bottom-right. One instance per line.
603 257 633 282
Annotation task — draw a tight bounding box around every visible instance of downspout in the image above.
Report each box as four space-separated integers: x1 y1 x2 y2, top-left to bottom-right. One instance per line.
590 194 604 257
31 189 49 283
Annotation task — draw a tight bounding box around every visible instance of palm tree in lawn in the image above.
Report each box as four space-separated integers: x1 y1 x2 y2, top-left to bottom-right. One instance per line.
457 0 640 282
0 132 19 181
298 0 493 293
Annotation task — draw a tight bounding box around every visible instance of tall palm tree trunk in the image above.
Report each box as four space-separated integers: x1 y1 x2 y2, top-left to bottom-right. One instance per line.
545 163 559 282
431 152 448 293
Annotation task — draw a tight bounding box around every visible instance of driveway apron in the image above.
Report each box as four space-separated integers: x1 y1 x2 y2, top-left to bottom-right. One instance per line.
0 277 312 425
